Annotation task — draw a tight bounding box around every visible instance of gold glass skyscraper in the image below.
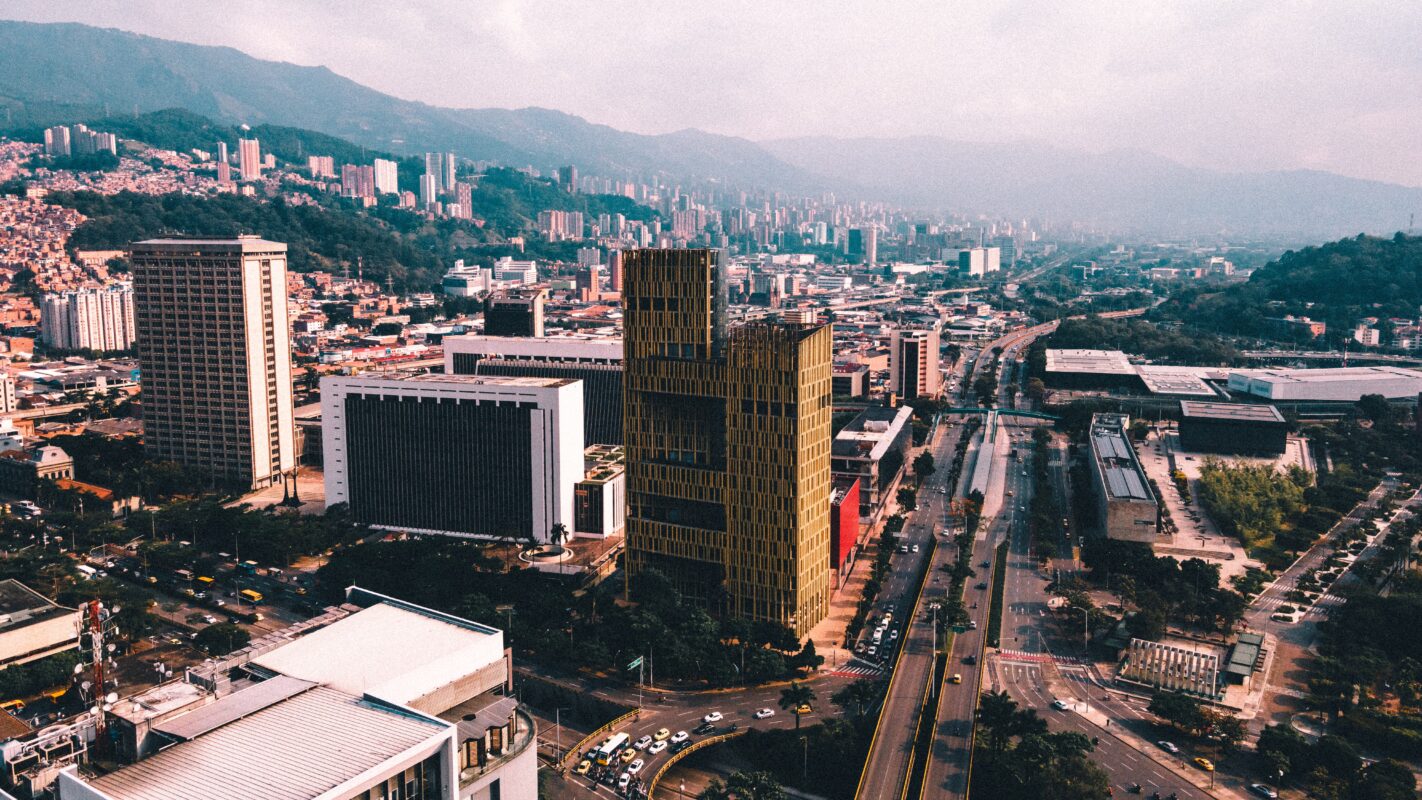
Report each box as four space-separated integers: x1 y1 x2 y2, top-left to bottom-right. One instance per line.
623 249 831 637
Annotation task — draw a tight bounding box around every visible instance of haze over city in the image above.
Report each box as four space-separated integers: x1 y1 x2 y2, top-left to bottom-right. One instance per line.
0 4 1418 800
5 0 1422 186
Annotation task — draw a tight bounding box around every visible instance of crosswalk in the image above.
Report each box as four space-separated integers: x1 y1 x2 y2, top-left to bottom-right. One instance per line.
831 664 887 679
996 649 1088 665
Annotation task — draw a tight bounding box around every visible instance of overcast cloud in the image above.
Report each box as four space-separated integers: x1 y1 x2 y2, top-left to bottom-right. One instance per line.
6 1 1422 185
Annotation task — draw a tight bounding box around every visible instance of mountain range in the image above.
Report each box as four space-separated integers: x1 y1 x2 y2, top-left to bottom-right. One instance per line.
2 19 1419 238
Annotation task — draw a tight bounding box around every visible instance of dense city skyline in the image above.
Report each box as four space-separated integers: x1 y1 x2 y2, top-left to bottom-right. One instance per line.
4 2 1422 186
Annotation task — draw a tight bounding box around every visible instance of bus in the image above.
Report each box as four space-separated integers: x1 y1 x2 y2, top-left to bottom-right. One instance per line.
173 569 194 583
238 589 264 605
594 732 629 766
196 576 215 588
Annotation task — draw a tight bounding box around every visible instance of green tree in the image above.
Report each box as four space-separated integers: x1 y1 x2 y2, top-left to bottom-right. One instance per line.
913 451 937 482
1148 691 1206 734
723 770 787 800
778 682 816 730
831 679 882 718
194 623 251 656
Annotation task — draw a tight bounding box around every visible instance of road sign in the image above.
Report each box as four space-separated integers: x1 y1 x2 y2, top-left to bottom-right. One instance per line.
626 656 643 671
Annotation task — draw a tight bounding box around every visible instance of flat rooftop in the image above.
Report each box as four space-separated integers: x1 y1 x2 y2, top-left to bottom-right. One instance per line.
1231 366 1422 384
832 405 913 461
0 579 73 630
1180 401 1286 423
1090 416 1154 502
251 596 503 710
1135 365 1223 397
1045 349 1135 375
365 373 577 390
131 235 287 252
87 686 446 800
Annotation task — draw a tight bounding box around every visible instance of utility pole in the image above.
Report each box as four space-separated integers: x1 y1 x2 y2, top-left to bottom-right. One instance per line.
554 706 569 762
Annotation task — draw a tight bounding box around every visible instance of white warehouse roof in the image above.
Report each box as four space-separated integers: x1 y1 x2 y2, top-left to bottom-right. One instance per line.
252 598 504 710
1227 366 1422 401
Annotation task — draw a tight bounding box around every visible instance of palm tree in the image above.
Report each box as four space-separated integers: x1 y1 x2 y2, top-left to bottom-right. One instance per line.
549 522 570 574
778 681 816 730
832 678 882 718
725 771 787 800
976 690 1019 763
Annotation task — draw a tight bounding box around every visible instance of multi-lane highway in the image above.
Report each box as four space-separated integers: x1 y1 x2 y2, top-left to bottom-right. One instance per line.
853 417 973 800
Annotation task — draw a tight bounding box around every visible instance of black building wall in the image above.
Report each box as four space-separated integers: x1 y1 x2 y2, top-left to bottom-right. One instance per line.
1178 418 1288 456
450 355 624 445
343 394 533 536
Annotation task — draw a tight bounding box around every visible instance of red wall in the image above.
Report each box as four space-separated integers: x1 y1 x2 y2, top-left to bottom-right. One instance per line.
830 478 860 569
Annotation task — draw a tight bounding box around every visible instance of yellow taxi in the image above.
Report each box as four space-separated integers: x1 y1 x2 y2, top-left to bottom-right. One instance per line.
653 728 671 741
1193 757 1214 772
950 673 963 684
620 748 637 763
796 704 813 715
574 760 591 775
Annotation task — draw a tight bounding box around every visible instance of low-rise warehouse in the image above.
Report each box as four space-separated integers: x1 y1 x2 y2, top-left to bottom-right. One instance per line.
1227 366 1422 402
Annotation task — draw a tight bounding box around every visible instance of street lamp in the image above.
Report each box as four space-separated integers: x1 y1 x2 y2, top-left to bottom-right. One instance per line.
1078 606 1090 651
554 706 570 762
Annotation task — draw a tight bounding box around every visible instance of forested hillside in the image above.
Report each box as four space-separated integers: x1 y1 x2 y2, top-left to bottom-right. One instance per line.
1155 233 1422 342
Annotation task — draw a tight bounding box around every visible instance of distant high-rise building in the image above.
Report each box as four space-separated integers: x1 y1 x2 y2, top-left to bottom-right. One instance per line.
484 289 546 337
341 164 375 199
623 248 832 637
576 264 601 301
491 257 538 285
442 153 457 193
40 284 136 352
557 165 578 193
848 227 877 264
373 158 399 194
423 153 445 195
130 236 296 491
419 173 439 207
237 138 262 181
43 126 71 157
607 249 624 293
576 247 601 267
958 247 987 276
891 327 942 399
215 161 232 184
216 141 229 164
307 155 336 179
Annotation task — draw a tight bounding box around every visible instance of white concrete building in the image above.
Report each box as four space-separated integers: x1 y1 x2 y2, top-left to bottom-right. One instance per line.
52 587 536 800
1227 366 1422 401
322 374 584 543
40 284 136 352
491 257 538 286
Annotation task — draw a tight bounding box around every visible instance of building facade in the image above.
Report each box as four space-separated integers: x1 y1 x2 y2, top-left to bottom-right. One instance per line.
445 335 624 445
1087 414 1159 542
623 249 831 637
830 405 913 522
40 284 136 352
1177 401 1288 456
484 289 546 337
130 237 296 490
237 138 261 181
890 327 942 399
322 374 583 543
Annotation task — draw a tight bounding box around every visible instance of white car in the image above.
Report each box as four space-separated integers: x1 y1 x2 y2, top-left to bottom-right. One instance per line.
1157 740 1180 754
1052 699 1070 710
628 758 645 775
618 772 631 790
670 730 689 744
702 711 723 723
648 740 668 754
633 735 652 750
753 708 775 719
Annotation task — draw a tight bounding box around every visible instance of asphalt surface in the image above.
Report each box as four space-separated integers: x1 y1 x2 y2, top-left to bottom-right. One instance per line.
853 419 971 800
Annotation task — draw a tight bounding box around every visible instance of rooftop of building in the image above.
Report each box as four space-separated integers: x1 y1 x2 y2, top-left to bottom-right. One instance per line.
1180 401 1286 423
0 579 74 630
582 444 625 484
346 373 578 390
86 684 447 800
1089 415 1154 503
1044 348 1136 375
1229 366 1422 384
833 362 870 374
251 589 503 710
832 405 914 460
1134 364 1223 397
130 235 287 253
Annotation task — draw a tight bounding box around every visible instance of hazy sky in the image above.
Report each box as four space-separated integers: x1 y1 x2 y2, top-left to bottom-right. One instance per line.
8 1 1422 185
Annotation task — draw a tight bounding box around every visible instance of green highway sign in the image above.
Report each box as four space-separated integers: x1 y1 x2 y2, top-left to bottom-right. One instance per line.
626 656 644 671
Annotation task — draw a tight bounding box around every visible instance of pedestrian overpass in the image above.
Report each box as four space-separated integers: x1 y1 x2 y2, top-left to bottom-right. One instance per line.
944 407 1059 421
